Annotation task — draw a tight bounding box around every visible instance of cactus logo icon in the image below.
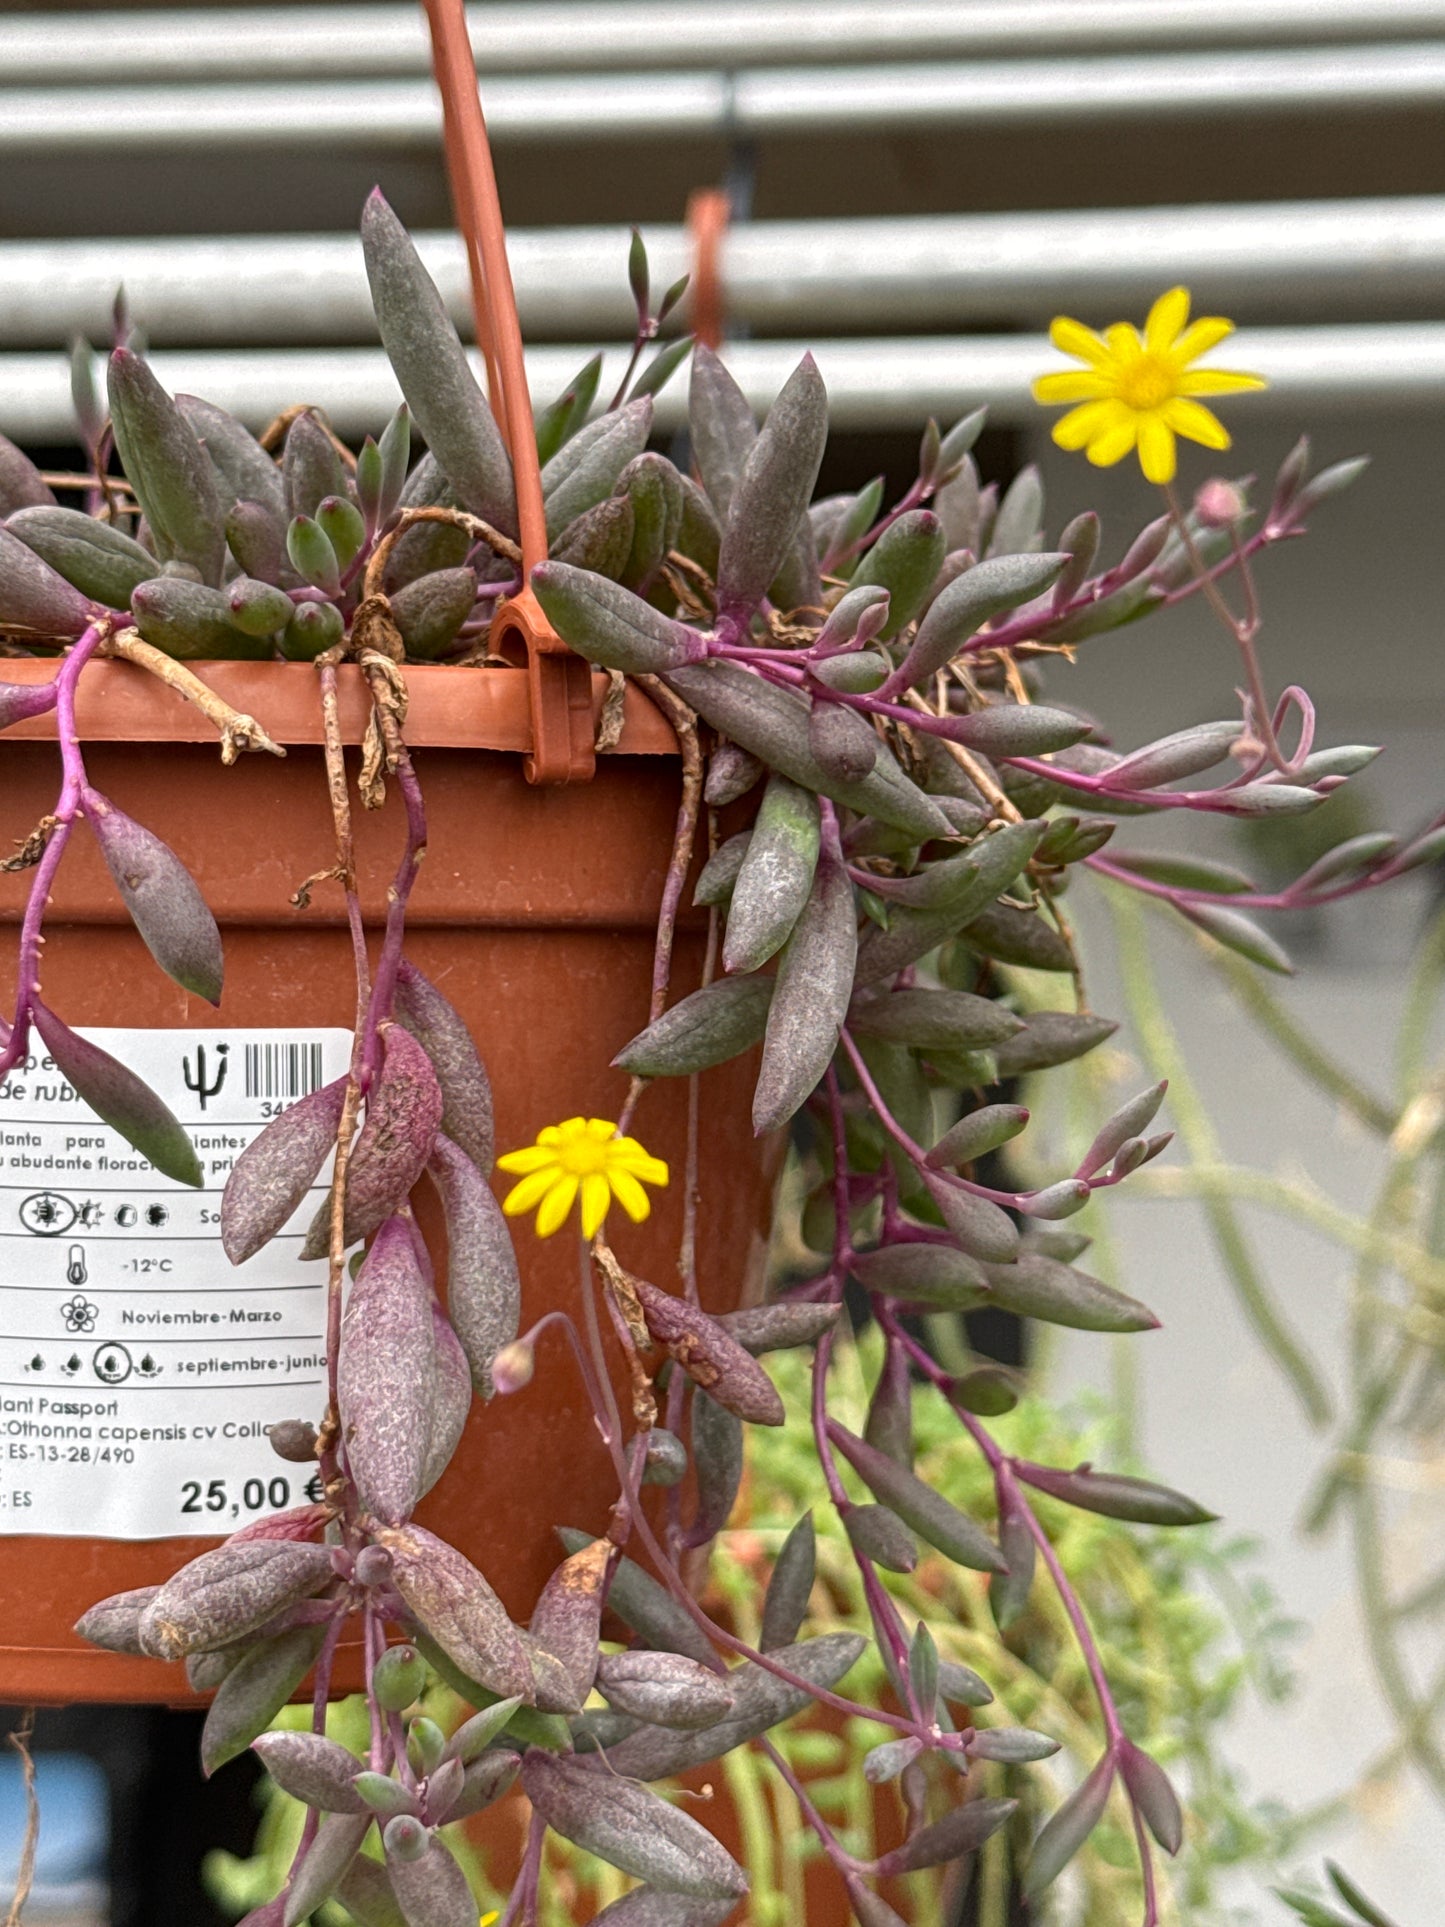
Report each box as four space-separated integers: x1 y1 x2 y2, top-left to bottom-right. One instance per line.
183 1041 229 1112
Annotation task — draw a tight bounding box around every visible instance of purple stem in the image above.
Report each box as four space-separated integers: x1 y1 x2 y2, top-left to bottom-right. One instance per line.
0 622 108 1083
358 729 428 1082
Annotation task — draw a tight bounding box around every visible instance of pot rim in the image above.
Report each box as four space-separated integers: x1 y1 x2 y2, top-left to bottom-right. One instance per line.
1 657 679 756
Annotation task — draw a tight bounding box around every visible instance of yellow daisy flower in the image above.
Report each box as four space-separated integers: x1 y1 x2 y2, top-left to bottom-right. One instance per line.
497 1116 669 1239
1032 286 1265 485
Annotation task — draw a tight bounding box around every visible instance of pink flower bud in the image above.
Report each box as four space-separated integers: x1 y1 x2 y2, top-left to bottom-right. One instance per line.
490 1339 534 1395
1193 478 1246 528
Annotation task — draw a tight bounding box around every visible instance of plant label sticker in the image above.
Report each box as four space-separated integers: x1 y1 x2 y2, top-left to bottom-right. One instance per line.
0 1027 352 1539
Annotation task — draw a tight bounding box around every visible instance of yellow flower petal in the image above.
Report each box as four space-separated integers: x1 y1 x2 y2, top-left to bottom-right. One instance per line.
1048 315 1112 366
610 1151 669 1188
495 1144 559 1175
1145 286 1191 355
502 1167 563 1216
1177 368 1267 397
534 1174 579 1237
607 1168 654 1223
579 1172 612 1238
537 1124 564 1147
1105 321 1144 360
556 1117 589 1140
1136 414 1177 485
1052 399 1127 451
1032 369 1110 405
1160 397 1231 450
585 1117 616 1141
1086 413 1140 468
1171 316 1233 362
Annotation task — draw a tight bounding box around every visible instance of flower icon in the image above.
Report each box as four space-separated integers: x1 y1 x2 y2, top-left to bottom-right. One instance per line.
61 1295 98 1334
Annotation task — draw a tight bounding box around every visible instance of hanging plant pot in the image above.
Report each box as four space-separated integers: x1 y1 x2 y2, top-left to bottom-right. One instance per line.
0 657 779 1704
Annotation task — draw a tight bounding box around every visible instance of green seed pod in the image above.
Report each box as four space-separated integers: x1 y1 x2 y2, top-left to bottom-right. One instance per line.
107 348 226 583
318 493 366 571
281 599 344 660
389 566 477 660
130 576 269 660
373 1641 428 1713
848 510 946 640
227 576 295 638
926 1103 1029 1169
6 506 155 608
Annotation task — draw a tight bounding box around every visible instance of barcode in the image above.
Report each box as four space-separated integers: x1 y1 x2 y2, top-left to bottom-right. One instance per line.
244 1042 324 1101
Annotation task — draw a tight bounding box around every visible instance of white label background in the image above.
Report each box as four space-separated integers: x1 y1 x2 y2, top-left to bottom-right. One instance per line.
0 1027 352 1539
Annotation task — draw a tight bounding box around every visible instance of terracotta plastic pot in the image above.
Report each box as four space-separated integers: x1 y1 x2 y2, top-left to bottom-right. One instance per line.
0 657 778 1704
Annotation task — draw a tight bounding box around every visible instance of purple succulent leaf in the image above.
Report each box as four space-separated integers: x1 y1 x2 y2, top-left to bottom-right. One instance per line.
385 1833 478 1927
72 1585 160 1655
281 1810 373 1927
200 1624 327 1776
0 677 59 731
594 1652 736 1732
301 1025 443 1258
521 1751 748 1900
872 1797 1018 1876
251 1731 367 1813
82 787 224 1003
375 1520 532 1703
528 1538 610 1709
138 1539 334 1661
418 1302 470 1500
30 1000 202 1188
425 1131 519 1398
1023 1752 1117 1897
221 1075 348 1265
0 525 100 640
632 1276 784 1426
1118 1739 1185 1855
337 1215 437 1527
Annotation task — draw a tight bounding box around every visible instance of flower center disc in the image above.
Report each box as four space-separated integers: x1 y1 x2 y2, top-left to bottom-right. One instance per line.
1118 355 1175 412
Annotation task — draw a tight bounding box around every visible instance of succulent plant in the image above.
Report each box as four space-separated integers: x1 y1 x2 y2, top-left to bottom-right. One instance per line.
3 186 1438 1927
